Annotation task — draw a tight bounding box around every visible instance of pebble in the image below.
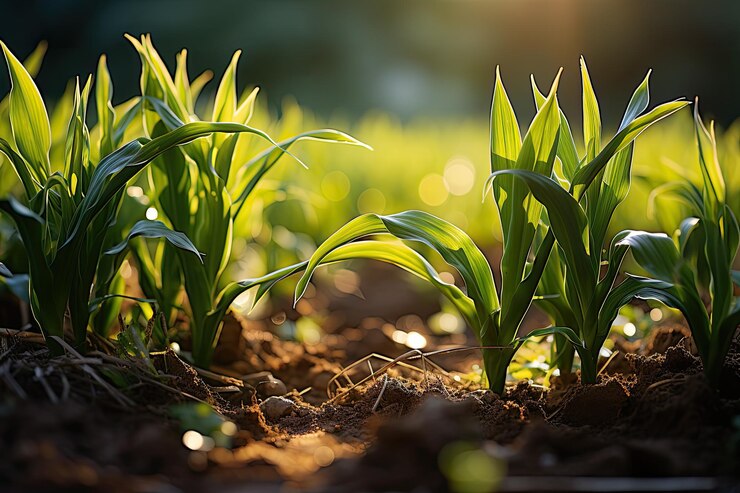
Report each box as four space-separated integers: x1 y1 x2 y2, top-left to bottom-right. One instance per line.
260 396 295 420
257 378 287 398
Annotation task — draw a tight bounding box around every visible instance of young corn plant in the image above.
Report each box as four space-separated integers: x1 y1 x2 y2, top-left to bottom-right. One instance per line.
519 60 690 382
618 103 739 387
0 41 289 352
126 35 368 366
292 65 685 393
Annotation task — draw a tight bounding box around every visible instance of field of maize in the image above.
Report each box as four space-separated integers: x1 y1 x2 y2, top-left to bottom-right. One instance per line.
0 4 739 492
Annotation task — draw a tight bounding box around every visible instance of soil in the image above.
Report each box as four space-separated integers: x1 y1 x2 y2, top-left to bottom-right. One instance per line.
1 304 739 492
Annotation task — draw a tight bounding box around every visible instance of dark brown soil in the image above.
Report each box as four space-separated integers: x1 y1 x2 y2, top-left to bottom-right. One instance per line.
313 334 740 492
1 319 739 492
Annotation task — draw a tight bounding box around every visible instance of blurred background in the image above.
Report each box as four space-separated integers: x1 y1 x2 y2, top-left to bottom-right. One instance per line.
1 0 738 125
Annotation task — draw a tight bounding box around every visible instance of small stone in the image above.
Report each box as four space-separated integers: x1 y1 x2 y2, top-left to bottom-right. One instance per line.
260 396 295 420
257 378 287 398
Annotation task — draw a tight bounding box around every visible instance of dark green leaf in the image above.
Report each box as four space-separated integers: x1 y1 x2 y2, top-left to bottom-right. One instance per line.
105 219 202 259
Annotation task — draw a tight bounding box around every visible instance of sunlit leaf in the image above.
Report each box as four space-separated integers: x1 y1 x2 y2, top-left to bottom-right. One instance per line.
1 41 51 179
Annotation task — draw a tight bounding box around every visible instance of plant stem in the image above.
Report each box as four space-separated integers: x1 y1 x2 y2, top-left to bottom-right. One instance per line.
483 347 515 395
579 351 598 384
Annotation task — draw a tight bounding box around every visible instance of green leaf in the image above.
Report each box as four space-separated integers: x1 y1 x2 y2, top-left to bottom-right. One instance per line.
723 206 739 264
126 34 188 121
295 211 498 324
64 121 284 249
677 217 711 290
96 55 116 157
531 75 579 181
88 293 157 313
212 51 240 122
0 137 40 198
491 69 561 310
597 275 672 341
311 240 478 329
572 100 689 198
0 198 64 337
1 41 51 179
490 66 521 174
589 142 634 251
693 99 725 211
580 57 601 161
616 230 681 282
21 41 47 78
64 76 92 196
105 219 202 259
603 274 710 361
617 231 711 361
619 69 651 131
174 50 194 114
487 169 595 292
235 87 259 124
190 70 213 105
214 261 310 322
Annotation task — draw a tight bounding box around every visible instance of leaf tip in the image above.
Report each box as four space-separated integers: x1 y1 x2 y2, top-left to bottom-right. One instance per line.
551 67 564 92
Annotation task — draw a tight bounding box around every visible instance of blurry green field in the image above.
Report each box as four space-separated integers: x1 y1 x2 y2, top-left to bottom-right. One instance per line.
245 102 739 248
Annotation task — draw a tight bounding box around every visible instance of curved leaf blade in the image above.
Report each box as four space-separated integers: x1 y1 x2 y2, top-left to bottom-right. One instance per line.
295 211 498 322
105 219 202 260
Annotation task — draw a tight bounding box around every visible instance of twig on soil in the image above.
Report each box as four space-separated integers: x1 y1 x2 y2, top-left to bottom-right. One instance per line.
90 350 219 407
194 366 250 388
50 336 135 408
296 386 312 397
597 350 620 376
326 349 460 404
0 326 44 344
210 385 242 393
371 374 390 413
327 344 517 403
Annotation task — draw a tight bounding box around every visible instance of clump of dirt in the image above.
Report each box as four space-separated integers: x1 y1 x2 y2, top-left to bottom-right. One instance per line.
153 349 221 404
555 377 629 426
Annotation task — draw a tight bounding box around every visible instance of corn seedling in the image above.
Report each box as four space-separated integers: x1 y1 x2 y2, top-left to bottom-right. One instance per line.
618 103 739 387
518 60 690 382
0 41 291 352
292 63 685 393
126 35 368 366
